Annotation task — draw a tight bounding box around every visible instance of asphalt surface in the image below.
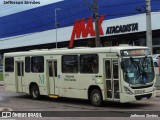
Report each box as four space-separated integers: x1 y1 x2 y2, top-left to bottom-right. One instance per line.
0 85 160 120
1 71 160 120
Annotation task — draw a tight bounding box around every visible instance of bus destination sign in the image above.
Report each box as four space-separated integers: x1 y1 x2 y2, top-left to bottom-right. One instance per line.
121 49 151 57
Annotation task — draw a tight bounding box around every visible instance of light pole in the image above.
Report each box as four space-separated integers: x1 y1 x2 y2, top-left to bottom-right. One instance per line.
146 0 152 53
55 8 61 48
135 0 152 53
83 0 101 47
93 0 101 47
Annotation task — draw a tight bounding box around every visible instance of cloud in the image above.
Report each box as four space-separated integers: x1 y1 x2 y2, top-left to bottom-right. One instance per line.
0 0 64 17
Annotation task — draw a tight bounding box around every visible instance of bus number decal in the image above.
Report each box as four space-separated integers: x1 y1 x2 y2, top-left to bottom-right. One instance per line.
39 74 44 84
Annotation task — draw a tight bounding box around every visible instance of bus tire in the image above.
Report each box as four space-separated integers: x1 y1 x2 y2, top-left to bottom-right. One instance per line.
90 89 103 107
154 62 158 67
31 84 40 100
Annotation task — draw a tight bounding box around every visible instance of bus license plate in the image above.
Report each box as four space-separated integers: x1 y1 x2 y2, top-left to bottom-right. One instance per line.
135 90 145 94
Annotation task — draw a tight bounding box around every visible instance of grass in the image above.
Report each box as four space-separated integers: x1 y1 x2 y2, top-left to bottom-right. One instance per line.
0 73 3 81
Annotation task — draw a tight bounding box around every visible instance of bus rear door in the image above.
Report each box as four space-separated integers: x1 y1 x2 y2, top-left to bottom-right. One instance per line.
104 59 120 101
16 61 24 92
47 60 57 95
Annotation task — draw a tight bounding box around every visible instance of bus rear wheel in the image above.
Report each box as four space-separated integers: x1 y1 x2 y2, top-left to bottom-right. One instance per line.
90 89 103 107
31 85 40 100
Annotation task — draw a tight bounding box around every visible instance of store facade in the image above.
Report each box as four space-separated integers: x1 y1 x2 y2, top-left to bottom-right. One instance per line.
0 12 160 54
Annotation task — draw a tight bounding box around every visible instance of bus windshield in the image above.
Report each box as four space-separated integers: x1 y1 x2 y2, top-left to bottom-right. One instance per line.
121 57 154 85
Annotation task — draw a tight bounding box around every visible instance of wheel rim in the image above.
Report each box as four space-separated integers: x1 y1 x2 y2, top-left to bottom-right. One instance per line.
92 93 100 104
32 87 38 98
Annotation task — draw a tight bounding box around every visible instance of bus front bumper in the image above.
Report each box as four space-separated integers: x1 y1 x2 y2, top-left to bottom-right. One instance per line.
120 90 156 103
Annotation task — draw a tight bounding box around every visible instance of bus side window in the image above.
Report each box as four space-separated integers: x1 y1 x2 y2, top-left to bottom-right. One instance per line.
25 57 30 73
80 54 98 74
62 55 78 73
31 56 44 73
5 57 14 72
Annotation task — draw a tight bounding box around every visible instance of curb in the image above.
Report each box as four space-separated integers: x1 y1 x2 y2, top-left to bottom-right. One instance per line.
0 107 7 112
0 107 12 112
0 81 4 86
156 89 160 97
156 94 160 97
156 95 160 97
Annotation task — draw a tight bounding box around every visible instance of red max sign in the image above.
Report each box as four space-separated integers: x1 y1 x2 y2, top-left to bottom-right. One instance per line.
69 15 105 48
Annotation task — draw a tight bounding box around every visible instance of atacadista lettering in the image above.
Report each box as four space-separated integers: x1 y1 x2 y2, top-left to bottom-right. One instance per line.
106 23 138 35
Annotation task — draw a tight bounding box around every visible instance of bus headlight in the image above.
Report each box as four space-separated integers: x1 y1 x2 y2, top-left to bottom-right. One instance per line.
124 86 133 95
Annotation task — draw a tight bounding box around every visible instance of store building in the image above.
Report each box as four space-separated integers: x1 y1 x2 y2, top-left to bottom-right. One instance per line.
0 0 160 54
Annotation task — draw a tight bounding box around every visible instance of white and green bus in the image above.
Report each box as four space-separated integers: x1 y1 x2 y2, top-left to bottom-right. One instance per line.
3 46 156 106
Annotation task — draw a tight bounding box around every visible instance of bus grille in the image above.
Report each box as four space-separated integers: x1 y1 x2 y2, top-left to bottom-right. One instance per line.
135 93 152 100
131 84 153 89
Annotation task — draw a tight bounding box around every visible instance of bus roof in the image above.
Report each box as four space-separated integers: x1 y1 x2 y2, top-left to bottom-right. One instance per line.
4 46 149 57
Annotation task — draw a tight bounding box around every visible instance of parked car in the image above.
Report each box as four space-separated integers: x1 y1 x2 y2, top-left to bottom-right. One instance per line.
152 54 160 67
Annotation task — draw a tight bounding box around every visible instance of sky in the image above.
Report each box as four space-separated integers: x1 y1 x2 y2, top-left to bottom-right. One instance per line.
0 0 159 39
0 0 64 17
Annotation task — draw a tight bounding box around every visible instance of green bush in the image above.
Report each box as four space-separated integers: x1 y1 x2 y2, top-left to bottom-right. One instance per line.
0 73 3 81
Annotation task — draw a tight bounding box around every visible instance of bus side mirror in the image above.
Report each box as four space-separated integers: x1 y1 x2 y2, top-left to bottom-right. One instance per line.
121 61 124 70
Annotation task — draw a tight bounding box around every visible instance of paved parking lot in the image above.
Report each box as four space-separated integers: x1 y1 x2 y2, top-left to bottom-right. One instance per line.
0 68 160 119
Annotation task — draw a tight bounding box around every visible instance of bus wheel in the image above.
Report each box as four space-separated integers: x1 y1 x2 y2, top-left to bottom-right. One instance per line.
90 89 103 107
31 85 40 100
154 62 158 67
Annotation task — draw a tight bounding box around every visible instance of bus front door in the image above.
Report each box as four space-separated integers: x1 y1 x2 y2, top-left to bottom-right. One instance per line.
16 61 24 92
48 60 57 95
105 59 120 101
